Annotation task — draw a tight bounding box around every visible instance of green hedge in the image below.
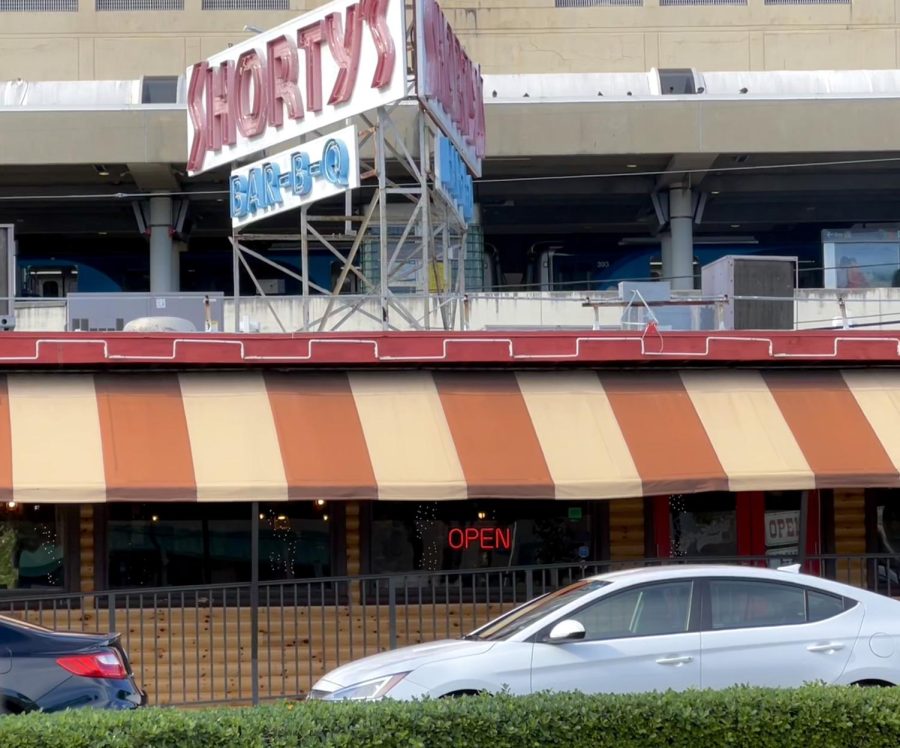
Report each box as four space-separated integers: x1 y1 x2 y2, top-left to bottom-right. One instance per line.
2 687 900 748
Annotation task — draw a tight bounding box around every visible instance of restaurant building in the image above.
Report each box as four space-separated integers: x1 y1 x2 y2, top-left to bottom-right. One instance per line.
5 328 896 602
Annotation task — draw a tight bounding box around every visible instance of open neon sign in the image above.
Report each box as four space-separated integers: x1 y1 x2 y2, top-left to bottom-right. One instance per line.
447 527 512 552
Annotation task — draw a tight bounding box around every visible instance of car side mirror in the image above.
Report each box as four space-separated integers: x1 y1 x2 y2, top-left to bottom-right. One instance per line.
547 619 586 643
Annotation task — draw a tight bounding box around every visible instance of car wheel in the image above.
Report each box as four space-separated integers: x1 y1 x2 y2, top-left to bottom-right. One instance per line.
851 680 894 688
439 690 483 698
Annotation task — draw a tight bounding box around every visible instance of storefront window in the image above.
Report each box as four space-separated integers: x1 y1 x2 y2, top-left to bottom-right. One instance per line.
106 502 332 588
870 490 900 591
669 494 737 558
764 492 803 567
370 501 594 573
0 503 65 591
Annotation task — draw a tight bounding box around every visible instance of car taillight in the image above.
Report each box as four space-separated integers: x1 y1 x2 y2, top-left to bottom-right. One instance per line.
56 650 127 679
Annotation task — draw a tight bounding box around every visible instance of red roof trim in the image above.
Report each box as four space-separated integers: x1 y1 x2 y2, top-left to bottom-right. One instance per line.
0 330 897 368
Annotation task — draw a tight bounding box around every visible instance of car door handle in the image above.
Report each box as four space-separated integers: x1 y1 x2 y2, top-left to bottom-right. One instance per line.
807 642 845 653
656 655 693 666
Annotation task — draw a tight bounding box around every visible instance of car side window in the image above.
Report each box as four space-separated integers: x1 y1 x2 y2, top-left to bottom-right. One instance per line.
709 580 806 629
806 590 845 623
568 581 693 641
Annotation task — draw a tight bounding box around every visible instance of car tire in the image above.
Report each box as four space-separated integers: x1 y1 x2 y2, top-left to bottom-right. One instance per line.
851 680 894 688
439 690 483 698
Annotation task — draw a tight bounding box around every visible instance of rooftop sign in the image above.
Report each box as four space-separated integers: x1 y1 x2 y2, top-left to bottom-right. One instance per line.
185 0 406 176
416 0 485 178
229 125 360 230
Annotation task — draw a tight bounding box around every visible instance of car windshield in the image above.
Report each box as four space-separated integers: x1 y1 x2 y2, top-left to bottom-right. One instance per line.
466 579 608 641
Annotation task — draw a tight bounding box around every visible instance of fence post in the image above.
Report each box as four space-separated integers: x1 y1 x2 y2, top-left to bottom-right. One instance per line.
250 502 260 706
388 577 398 650
108 592 116 636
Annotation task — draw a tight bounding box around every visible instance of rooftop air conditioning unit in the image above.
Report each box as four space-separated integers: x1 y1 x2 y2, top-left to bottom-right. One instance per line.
701 255 796 330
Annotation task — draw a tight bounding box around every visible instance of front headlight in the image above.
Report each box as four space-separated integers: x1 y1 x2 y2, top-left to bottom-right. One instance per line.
323 673 409 701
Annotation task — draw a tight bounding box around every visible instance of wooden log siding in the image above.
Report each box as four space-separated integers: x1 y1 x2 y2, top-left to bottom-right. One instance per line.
608 498 645 560
832 488 869 589
79 504 94 594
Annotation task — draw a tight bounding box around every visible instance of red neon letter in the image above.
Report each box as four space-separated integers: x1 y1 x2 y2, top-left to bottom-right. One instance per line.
495 528 511 551
298 22 325 113
480 527 494 550
324 4 363 106
472 68 486 158
233 50 267 138
187 61 208 173
422 0 439 98
464 527 479 549
267 34 303 127
448 528 464 550
361 0 395 89
206 60 236 151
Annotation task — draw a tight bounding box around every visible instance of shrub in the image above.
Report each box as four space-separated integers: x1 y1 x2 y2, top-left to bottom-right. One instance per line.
2 686 899 748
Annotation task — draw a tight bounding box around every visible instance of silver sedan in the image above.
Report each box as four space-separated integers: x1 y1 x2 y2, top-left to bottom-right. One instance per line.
310 564 900 701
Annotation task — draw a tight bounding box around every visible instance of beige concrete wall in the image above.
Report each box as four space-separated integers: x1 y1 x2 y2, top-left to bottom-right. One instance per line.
1 0 900 82
6 95 900 166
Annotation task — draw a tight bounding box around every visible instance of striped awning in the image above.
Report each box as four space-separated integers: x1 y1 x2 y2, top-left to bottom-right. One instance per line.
1 369 900 502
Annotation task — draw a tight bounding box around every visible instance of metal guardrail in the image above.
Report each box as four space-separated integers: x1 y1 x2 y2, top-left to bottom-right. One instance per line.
11 289 900 333
0 554 895 707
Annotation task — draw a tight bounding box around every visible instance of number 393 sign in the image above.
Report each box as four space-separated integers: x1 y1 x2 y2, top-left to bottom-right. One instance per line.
229 125 360 229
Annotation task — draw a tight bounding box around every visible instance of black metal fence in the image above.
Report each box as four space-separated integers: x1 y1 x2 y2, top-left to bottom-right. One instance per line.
0 554 897 707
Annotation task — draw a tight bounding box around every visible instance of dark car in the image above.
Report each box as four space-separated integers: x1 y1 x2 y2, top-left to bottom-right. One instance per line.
0 614 145 714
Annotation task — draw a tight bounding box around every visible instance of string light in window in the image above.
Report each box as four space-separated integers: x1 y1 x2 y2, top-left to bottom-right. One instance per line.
414 502 440 572
669 494 685 558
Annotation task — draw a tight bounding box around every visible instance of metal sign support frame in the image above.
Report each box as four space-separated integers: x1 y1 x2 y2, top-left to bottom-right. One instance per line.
229 75 471 333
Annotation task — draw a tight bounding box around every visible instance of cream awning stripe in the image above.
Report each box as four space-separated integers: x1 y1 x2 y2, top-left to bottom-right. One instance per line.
178 372 287 501
8 374 106 502
681 370 815 492
842 370 900 478
349 372 466 500
516 371 642 499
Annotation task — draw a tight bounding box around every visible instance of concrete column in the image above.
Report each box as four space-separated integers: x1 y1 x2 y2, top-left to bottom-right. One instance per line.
665 185 695 291
149 195 173 293
659 233 673 282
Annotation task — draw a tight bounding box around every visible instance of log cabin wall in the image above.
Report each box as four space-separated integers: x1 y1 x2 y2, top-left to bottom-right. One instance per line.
79 504 94 594
608 498 646 562
344 502 361 577
832 488 868 588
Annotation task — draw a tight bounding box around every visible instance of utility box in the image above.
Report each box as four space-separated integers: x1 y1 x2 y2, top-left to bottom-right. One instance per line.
701 255 796 330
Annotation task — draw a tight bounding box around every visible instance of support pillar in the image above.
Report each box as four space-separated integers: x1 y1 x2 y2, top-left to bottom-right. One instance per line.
149 195 174 293
663 185 695 291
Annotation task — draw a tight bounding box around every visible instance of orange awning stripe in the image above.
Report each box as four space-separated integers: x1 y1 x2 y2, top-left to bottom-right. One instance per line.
95 373 196 500
0 369 898 502
764 371 899 488
600 372 729 496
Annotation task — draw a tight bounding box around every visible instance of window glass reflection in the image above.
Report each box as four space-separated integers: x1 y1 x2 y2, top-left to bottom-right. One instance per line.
107 502 332 588
0 504 64 591
669 494 736 557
